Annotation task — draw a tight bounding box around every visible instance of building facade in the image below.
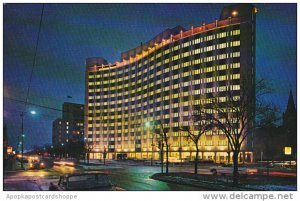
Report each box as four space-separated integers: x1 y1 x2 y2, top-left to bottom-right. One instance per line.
52 102 84 147
52 118 67 147
85 4 257 162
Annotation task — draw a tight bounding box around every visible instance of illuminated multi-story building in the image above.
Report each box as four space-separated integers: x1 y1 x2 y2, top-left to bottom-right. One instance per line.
52 102 84 147
85 4 257 162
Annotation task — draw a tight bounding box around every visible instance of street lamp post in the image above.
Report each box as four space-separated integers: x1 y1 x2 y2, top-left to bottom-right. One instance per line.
151 134 154 166
179 130 182 164
145 121 154 166
61 143 64 158
161 139 164 173
20 112 25 169
20 110 36 169
50 145 53 158
84 137 87 163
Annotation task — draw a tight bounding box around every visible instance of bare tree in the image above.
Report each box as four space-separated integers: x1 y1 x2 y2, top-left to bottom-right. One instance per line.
154 120 171 174
182 102 213 174
85 140 94 164
209 78 276 186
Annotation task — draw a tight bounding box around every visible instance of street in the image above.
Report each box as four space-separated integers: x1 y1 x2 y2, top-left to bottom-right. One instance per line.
4 160 207 191
4 159 297 191
102 164 207 190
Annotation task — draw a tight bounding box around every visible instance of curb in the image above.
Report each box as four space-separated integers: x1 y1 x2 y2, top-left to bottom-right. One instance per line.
150 174 260 191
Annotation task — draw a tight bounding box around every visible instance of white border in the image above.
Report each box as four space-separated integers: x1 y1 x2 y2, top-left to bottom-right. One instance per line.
1 1 299 201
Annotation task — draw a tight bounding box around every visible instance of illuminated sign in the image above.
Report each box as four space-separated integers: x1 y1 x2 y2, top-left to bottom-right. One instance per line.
284 147 292 155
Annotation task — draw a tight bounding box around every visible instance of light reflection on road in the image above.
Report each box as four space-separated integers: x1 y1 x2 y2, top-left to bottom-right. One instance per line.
16 169 51 177
52 165 82 174
102 165 205 190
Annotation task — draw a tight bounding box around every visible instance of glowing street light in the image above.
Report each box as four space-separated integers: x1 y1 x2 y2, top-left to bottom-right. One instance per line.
20 110 36 169
232 10 238 17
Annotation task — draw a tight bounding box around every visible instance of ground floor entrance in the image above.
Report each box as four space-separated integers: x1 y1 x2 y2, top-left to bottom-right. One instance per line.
87 151 253 163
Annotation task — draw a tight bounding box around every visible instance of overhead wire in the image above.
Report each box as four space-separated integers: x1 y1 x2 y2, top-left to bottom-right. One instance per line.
5 96 88 118
24 3 45 111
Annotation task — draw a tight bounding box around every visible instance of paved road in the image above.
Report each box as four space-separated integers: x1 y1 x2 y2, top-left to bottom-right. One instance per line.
101 165 206 190
4 160 296 191
4 161 206 191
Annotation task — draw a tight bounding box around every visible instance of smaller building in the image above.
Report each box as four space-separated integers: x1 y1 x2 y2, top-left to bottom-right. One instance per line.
52 102 84 156
253 90 297 161
282 90 297 158
52 118 68 147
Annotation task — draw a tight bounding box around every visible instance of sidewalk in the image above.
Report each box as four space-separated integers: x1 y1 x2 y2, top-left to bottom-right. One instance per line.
151 173 248 191
150 172 297 191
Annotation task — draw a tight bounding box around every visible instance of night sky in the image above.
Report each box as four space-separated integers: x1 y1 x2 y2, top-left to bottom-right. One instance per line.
3 3 297 151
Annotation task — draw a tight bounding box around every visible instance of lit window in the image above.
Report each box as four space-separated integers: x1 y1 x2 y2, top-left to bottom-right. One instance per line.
231 41 240 47
217 43 226 49
232 63 240 69
232 85 240 90
183 52 190 57
233 29 240 35
194 49 201 55
164 49 170 54
217 32 226 39
219 97 226 102
231 74 240 80
194 38 201 44
218 64 227 70
183 41 190 47
232 52 240 57
233 96 240 101
173 55 179 61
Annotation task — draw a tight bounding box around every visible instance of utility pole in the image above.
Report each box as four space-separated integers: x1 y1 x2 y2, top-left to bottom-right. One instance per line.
17 136 20 153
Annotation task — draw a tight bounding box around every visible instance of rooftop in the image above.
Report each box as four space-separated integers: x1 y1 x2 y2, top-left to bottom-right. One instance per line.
86 4 256 70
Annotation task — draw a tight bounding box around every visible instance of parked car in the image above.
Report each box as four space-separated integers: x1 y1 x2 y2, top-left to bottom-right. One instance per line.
49 173 123 191
210 164 258 176
29 160 45 169
264 162 295 170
